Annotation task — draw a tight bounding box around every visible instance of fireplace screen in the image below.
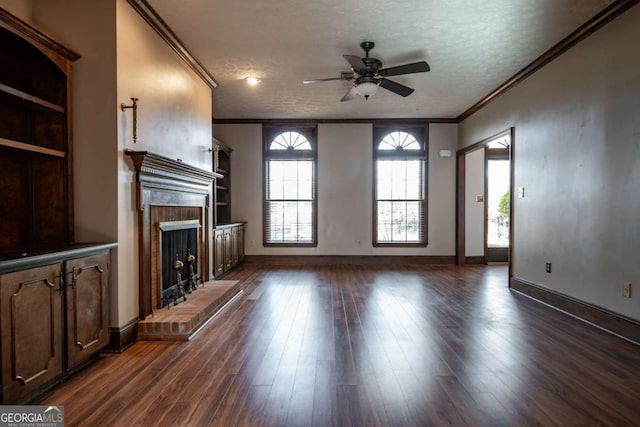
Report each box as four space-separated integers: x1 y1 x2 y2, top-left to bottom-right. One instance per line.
158 220 201 308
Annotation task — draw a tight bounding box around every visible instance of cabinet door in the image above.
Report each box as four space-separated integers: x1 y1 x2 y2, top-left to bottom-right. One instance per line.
231 227 240 265
65 252 109 367
237 225 245 264
214 229 225 276
223 228 233 271
0 264 63 403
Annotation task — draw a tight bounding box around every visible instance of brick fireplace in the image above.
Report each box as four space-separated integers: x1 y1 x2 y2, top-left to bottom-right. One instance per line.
126 150 221 319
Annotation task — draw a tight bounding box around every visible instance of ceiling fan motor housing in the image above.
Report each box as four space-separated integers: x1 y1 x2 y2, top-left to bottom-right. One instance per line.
361 58 382 77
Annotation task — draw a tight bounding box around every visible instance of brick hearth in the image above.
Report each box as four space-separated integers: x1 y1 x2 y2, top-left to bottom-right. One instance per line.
137 280 241 341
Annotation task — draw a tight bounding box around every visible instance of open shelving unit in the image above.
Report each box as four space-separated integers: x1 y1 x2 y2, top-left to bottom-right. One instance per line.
213 139 231 224
211 137 245 278
0 13 79 248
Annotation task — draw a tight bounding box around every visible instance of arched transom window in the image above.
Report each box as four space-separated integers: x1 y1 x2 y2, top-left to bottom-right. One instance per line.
269 131 312 150
264 126 317 246
373 127 427 246
378 131 421 151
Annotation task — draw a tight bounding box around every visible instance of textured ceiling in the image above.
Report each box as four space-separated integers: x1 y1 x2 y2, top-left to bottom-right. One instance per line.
147 0 613 119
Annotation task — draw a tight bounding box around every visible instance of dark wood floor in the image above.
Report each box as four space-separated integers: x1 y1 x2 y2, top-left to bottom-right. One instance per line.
38 264 640 426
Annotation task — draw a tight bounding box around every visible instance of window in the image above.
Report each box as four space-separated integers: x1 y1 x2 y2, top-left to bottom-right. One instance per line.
264 126 317 246
373 127 428 246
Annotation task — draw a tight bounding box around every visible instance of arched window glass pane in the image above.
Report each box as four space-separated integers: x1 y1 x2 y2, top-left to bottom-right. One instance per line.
269 131 312 150
378 131 420 150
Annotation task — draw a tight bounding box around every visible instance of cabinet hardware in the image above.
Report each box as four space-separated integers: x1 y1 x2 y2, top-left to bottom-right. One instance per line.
69 267 77 289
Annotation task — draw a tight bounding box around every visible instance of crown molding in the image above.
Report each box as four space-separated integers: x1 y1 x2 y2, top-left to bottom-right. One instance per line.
126 0 217 90
212 117 457 125
457 0 639 122
0 7 80 61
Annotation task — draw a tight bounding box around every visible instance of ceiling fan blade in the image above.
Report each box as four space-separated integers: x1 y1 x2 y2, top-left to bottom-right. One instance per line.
340 86 358 102
378 61 430 77
343 55 366 71
303 72 354 84
379 78 414 97
304 77 345 84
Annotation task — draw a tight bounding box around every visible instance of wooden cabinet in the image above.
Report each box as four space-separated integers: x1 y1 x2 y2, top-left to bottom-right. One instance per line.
211 137 246 278
213 228 225 276
0 10 113 404
213 139 232 225
0 245 113 404
213 224 245 278
65 252 109 368
232 225 245 265
0 10 80 248
0 264 63 403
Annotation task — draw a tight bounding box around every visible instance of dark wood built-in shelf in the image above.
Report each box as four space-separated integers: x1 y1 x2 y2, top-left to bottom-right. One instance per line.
0 82 65 112
0 137 66 158
211 138 245 278
1 9 79 249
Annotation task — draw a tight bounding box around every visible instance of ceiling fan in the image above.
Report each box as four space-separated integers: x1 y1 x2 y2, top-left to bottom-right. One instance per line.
303 41 430 102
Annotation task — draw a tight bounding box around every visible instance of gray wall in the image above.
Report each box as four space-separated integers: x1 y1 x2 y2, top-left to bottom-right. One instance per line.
213 123 458 256
459 6 640 321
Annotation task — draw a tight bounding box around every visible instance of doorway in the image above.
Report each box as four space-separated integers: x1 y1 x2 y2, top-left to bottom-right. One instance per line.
456 128 514 274
485 139 510 262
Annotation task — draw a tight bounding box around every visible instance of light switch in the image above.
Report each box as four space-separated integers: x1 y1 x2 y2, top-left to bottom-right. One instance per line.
476 195 484 202
518 187 525 198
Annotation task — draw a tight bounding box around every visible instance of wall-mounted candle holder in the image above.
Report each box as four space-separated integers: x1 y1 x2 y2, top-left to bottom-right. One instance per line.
120 97 139 143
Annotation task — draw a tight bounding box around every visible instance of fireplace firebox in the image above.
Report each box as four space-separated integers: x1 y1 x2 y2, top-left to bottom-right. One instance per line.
158 220 201 308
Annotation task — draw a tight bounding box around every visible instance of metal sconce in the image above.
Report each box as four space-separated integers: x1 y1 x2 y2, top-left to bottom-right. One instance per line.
120 97 139 143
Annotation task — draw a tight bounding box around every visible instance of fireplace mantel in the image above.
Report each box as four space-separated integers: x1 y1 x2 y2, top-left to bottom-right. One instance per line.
126 150 222 210
126 150 220 319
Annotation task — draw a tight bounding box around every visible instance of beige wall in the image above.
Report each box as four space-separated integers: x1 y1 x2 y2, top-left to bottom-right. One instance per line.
459 6 640 320
17 0 213 327
0 0 31 22
213 123 457 256
114 0 212 326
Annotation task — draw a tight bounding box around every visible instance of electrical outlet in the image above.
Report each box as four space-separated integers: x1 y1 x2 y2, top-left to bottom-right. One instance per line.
545 263 552 273
623 282 632 298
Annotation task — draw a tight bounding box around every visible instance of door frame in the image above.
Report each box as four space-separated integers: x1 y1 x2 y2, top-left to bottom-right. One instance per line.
455 127 515 279
485 145 510 263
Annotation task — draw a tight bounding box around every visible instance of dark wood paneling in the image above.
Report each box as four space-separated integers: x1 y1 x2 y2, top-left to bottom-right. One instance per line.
511 276 640 344
31 156 66 244
0 148 30 246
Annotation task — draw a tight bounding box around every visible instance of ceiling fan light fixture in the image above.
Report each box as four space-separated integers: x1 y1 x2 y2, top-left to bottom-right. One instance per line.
356 81 378 99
